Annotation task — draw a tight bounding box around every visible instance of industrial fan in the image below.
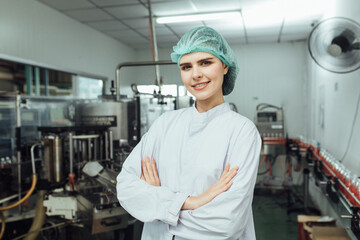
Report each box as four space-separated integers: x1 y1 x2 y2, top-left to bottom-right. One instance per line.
308 17 360 73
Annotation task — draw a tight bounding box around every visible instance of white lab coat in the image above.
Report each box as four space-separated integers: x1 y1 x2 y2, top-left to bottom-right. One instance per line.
116 102 262 240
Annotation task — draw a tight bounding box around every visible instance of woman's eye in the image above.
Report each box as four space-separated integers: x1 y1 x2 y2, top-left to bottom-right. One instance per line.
181 65 191 71
201 61 211 66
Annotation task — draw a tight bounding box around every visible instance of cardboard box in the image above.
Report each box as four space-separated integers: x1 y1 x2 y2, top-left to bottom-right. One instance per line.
297 215 336 240
312 226 351 240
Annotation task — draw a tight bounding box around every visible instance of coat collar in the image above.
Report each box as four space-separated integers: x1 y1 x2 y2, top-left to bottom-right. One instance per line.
189 102 231 134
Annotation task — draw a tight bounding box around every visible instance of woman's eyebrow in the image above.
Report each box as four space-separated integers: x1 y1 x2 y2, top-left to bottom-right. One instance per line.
180 57 214 66
179 62 190 67
198 57 214 62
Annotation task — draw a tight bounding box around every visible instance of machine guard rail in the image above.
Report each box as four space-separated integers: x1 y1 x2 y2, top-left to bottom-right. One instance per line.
115 60 177 101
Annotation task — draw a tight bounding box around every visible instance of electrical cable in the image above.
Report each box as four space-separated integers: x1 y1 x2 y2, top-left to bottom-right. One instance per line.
257 155 277 175
279 156 286 174
0 143 39 239
229 102 238 113
258 154 267 168
340 91 360 162
256 103 282 111
104 190 110 205
0 211 5 240
0 174 37 211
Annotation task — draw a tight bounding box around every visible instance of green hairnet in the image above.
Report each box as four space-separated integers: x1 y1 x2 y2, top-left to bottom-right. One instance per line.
171 26 239 95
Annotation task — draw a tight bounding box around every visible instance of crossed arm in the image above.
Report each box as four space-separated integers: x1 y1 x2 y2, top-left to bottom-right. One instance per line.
140 156 239 210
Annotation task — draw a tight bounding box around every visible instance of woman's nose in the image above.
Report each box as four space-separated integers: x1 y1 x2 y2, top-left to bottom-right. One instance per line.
192 66 202 79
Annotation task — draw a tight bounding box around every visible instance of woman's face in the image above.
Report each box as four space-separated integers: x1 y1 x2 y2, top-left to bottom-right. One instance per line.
179 52 228 104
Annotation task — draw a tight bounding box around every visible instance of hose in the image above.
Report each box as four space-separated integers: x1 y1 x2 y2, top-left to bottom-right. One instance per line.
0 142 39 240
0 211 5 240
0 174 37 211
0 175 38 239
24 190 46 240
256 103 282 111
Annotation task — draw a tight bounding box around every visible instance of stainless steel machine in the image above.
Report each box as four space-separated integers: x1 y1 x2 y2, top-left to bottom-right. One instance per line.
255 103 285 139
255 103 286 157
0 93 140 240
0 60 189 240
75 98 139 148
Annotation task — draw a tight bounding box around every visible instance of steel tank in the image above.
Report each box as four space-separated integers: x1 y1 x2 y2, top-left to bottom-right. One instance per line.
43 135 64 183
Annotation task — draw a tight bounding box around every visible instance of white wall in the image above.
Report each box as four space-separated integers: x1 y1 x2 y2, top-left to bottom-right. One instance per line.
229 42 306 137
306 0 360 228
0 0 136 96
135 42 307 138
132 48 181 86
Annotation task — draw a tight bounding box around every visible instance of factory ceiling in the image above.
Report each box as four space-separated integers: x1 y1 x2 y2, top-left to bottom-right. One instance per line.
37 0 327 50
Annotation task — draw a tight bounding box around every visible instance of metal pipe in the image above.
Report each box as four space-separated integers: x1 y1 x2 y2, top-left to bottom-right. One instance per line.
69 133 73 176
105 131 109 160
109 131 113 160
53 135 63 182
303 168 310 209
76 139 80 164
81 140 87 163
99 134 103 161
0 193 20 204
115 60 176 101
15 95 22 213
30 143 41 174
88 138 92 161
147 0 161 89
72 134 99 139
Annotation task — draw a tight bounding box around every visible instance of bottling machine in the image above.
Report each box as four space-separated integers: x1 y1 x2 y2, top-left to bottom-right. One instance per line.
0 93 140 239
0 61 183 240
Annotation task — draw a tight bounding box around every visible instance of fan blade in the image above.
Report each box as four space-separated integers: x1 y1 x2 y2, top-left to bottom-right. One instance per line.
353 42 360 49
308 17 360 73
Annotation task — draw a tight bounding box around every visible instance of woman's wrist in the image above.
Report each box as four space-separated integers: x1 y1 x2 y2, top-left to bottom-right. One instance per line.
181 196 199 210
182 196 193 210
181 193 210 210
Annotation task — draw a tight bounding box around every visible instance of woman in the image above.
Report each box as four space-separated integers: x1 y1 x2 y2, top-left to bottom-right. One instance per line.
117 26 261 240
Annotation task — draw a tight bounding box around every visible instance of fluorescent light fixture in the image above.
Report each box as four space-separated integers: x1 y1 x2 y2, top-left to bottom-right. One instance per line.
156 11 241 24
285 0 327 22
242 0 285 28
243 0 326 28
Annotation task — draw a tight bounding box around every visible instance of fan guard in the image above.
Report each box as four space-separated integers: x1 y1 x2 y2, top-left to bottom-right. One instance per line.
308 17 360 73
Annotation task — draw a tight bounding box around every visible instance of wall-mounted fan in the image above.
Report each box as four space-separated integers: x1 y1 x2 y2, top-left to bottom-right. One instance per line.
308 17 360 73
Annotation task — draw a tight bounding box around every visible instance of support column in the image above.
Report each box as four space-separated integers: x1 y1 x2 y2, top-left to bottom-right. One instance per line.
43 69 49 96
34 67 40 96
25 65 33 96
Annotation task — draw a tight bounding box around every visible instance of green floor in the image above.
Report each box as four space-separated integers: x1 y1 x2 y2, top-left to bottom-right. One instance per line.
253 189 304 240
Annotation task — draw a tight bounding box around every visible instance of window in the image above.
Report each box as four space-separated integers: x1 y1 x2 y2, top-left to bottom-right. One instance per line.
0 58 105 98
75 76 103 99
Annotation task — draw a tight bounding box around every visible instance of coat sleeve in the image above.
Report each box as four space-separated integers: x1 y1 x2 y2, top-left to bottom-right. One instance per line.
116 114 189 226
169 122 262 240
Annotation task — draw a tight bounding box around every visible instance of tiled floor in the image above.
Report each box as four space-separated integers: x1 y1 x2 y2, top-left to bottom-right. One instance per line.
253 188 311 240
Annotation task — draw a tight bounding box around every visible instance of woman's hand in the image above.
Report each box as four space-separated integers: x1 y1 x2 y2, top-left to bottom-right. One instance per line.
182 163 239 210
140 156 161 186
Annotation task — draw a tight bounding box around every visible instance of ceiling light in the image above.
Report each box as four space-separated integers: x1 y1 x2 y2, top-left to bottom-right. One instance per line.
242 2 284 28
156 11 241 24
242 0 327 28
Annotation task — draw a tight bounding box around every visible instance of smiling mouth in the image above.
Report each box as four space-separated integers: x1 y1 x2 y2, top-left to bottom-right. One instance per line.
192 81 210 90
